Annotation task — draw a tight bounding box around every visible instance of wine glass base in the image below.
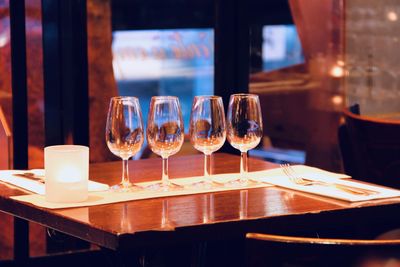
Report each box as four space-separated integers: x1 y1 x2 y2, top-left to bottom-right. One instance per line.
146 181 184 192
224 179 263 187
111 182 143 193
186 180 223 189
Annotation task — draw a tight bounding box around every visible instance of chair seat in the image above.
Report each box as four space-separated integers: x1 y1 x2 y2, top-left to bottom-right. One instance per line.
246 232 400 267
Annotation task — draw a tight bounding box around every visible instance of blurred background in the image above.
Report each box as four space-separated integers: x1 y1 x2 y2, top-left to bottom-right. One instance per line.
1 0 400 261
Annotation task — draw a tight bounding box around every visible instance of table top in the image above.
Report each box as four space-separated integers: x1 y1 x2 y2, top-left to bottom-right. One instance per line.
1 153 399 251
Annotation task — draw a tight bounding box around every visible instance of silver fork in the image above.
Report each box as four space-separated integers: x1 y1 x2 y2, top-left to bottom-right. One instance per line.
280 163 377 196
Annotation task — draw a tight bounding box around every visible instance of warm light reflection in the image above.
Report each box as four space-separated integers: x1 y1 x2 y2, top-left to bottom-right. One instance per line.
264 189 289 215
337 60 345 67
121 204 133 232
330 65 344 78
0 33 8 48
58 207 89 222
331 95 343 106
387 11 398 22
239 190 248 219
202 194 214 223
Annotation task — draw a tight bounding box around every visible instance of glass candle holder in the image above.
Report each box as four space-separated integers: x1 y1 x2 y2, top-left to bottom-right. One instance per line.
45 145 89 203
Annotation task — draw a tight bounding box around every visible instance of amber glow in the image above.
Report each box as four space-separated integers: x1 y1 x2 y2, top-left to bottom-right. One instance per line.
330 65 344 78
45 145 89 203
387 11 398 22
331 95 343 106
337 60 345 67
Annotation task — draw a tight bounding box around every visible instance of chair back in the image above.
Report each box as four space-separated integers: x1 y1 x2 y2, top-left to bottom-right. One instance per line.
0 106 12 169
339 108 400 189
246 232 400 267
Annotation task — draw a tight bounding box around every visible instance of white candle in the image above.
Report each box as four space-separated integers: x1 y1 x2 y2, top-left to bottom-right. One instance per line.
45 145 89 203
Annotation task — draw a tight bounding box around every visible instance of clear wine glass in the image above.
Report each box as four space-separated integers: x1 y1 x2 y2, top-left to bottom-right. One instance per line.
226 94 263 186
146 96 184 191
189 96 226 188
105 96 144 192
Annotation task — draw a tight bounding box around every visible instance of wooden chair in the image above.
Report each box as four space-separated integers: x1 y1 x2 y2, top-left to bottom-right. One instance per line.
0 106 11 169
339 108 400 189
246 232 400 267
0 105 13 260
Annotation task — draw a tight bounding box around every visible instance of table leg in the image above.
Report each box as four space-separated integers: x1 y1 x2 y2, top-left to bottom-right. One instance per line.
102 248 144 267
13 217 29 262
46 228 90 254
102 243 200 267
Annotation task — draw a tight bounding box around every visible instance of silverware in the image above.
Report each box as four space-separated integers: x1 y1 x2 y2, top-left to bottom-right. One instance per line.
13 173 45 184
280 163 378 196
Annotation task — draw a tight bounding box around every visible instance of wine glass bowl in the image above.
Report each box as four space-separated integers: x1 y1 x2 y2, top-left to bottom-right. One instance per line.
147 121 184 158
105 96 144 191
226 94 263 185
107 125 143 159
146 96 184 191
191 119 225 153
227 123 262 152
189 96 226 187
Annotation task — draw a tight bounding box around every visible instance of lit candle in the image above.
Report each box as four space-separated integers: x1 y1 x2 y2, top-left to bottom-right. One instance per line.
45 145 89 203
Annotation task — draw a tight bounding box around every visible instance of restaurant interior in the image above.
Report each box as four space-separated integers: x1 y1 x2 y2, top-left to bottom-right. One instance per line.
1 0 400 266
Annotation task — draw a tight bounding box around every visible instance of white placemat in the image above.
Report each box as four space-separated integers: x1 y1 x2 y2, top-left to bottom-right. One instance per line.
9 165 352 209
257 166 400 202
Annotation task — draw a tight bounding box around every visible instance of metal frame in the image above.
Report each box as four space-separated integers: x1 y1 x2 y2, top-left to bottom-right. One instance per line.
9 0 30 262
42 0 89 147
10 0 28 169
214 0 249 153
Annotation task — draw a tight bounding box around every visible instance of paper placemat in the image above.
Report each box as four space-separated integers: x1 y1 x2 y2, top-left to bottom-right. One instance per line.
10 165 351 209
257 167 400 202
11 173 271 209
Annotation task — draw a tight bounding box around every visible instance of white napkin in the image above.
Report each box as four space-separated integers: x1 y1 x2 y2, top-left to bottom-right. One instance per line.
0 169 109 195
257 165 400 202
251 165 351 182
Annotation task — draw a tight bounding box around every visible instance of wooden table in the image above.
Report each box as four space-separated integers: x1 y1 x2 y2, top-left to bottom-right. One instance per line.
1 153 400 265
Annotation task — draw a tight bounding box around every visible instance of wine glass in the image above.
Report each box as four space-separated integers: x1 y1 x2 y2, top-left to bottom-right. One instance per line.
105 96 144 191
226 94 263 186
146 96 184 191
189 96 226 188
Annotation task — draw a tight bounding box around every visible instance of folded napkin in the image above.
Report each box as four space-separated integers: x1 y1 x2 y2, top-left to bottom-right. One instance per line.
257 165 400 202
0 169 109 195
10 165 352 209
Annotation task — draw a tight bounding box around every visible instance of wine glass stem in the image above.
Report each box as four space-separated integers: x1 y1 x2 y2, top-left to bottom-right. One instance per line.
204 153 211 181
240 151 248 183
122 159 130 186
162 157 169 186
